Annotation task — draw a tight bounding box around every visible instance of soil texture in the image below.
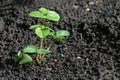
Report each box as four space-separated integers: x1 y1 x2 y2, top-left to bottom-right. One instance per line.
0 0 120 80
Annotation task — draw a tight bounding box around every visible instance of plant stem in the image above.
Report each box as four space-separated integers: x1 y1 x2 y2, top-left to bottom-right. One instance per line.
40 38 43 48
36 19 46 64
36 38 43 64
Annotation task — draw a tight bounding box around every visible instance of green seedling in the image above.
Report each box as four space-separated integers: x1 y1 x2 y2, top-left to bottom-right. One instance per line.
28 7 60 21
14 45 50 64
14 7 70 64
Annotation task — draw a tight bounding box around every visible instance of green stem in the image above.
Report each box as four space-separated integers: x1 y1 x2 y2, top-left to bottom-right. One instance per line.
36 38 43 64
40 38 43 48
36 19 46 64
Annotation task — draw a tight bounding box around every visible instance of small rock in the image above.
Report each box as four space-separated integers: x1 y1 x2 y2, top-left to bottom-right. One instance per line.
89 1 95 6
46 68 52 71
61 54 64 57
86 8 90 11
54 59 57 62
72 5 79 9
77 56 81 59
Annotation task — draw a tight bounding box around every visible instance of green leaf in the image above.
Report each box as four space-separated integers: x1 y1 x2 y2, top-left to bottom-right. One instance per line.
39 8 60 21
39 7 49 14
56 36 65 40
29 24 41 29
37 48 50 54
42 29 50 38
35 27 43 38
19 54 33 64
29 11 44 18
23 45 38 53
49 32 55 36
41 25 53 31
29 8 60 21
46 11 60 21
14 51 23 63
56 30 70 38
34 25 53 38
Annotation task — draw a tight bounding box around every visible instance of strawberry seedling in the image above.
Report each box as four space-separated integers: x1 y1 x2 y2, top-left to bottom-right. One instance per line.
14 8 70 64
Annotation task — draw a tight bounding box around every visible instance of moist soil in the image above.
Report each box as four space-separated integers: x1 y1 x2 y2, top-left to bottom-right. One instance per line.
0 0 120 80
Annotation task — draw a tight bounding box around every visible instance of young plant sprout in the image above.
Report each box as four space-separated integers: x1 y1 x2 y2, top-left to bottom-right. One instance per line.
14 8 70 64
14 45 50 64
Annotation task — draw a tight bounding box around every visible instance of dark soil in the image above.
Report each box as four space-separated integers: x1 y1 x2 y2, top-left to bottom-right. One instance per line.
0 0 120 80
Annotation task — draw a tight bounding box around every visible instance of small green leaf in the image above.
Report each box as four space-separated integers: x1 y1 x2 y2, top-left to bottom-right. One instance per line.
35 27 43 38
42 29 50 38
37 48 50 54
39 7 49 14
29 11 44 18
46 11 60 21
41 25 54 32
23 45 38 53
30 24 41 29
56 36 65 40
17 51 22 56
56 30 70 38
34 25 53 38
19 54 33 64
29 8 60 21
49 32 55 37
39 8 60 21
14 51 23 63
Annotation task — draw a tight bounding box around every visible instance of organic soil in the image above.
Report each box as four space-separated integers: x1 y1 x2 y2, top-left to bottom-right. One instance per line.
0 0 120 80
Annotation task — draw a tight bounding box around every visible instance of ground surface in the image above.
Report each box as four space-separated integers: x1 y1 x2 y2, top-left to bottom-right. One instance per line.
0 0 120 80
